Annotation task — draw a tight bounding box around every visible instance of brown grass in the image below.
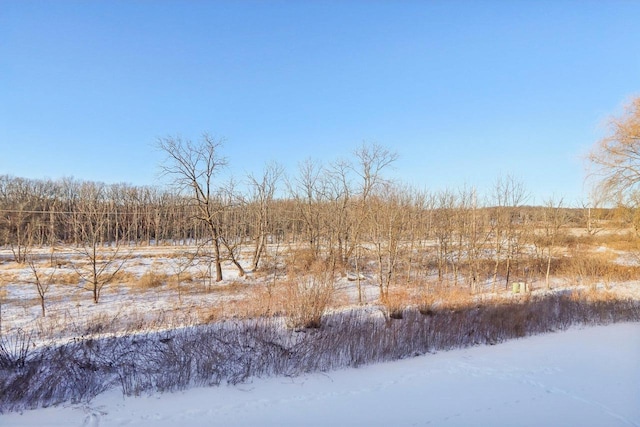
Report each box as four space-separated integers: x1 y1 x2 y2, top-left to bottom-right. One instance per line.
570 286 621 303
135 269 170 290
205 284 278 319
0 272 21 286
55 271 81 286
223 270 335 329
167 272 194 290
110 270 136 285
215 281 251 295
283 275 334 329
556 248 640 288
286 248 318 275
433 286 474 311
382 287 411 319
591 231 639 251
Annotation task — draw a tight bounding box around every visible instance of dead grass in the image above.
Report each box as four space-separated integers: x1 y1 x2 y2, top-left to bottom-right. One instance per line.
2 236 640 348
286 248 336 277
283 275 334 329
55 270 81 286
136 269 170 290
191 304 225 324
214 281 251 295
382 287 411 319
591 231 639 251
221 271 335 329
51 258 75 269
0 272 21 286
556 248 640 288
231 284 286 319
429 285 474 311
166 272 194 291
161 250 194 260
570 286 621 303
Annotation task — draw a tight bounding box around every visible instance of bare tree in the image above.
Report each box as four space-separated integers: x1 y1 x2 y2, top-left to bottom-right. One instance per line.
370 183 409 300
0 176 34 263
455 186 488 293
157 134 228 282
217 178 246 277
25 247 55 317
324 159 352 271
350 143 398 302
73 182 129 304
433 190 456 284
490 175 529 290
289 158 325 257
580 194 603 236
408 190 435 288
504 178 530 288
247 162 283 272
541 197 567 289
589 96 640 202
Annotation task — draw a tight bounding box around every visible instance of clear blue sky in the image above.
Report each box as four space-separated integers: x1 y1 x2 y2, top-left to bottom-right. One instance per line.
1 1 639 204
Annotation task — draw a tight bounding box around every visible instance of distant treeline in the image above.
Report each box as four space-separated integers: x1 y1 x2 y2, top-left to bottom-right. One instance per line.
0 171 623 291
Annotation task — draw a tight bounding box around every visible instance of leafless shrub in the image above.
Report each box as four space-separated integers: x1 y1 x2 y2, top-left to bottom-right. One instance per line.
0 329 33 369
1 292 638 413
283 273 334 330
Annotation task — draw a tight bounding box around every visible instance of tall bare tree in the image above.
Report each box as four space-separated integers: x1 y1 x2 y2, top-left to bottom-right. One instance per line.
289 158 325 257
158 134 228 282
350 143 398 302
589 96 640 202
490 175 529 290
541 197 567 289
370 182 409 300
433 190 456 284
247 162 283 272
217 178 246 277
73 182 129 304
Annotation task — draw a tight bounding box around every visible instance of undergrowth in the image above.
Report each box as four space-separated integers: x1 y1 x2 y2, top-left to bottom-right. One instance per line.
0 293 638 413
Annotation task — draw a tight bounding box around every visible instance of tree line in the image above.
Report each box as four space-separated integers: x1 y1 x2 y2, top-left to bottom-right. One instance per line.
0 140 610 299
6 90 640 306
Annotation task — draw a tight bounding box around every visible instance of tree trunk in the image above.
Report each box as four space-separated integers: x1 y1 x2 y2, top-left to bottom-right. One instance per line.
212 235 223 282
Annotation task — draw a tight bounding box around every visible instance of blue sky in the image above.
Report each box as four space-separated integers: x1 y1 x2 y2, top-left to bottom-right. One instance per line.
1 1 639 204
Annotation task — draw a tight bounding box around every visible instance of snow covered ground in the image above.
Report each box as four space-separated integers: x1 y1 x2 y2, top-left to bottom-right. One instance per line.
3 322 639 427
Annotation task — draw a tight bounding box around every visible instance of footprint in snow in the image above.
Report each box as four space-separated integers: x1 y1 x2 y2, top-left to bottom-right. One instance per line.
82 412 100 427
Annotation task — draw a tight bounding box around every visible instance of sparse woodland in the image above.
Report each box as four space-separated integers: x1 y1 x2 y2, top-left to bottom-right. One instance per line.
2 98 640 412
0 143 634 307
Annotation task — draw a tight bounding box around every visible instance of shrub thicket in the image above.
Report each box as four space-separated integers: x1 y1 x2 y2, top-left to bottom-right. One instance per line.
1 292 638 413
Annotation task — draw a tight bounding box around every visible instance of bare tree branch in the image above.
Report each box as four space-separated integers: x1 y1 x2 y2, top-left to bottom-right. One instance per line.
589 96 640 203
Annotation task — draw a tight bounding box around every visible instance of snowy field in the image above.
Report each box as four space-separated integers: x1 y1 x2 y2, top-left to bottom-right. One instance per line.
3 244 640 347
3 322 639 427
